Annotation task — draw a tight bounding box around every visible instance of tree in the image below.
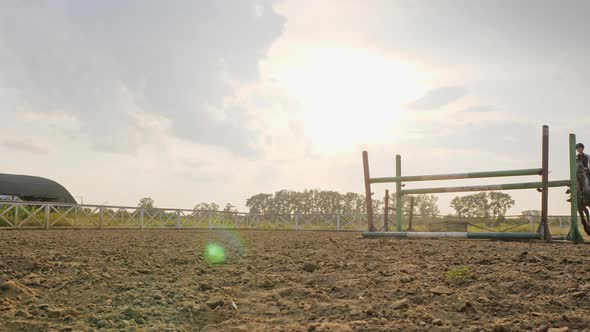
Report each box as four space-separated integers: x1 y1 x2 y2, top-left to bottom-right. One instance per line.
223 203 237 213
301 189 320 214
244 189 399 215
450 193 489 218
416 194 440 216
193 202 220 211
388 194 413 215
450 192 514 220
245 189 373 215
467 192 490 218
271 190 298 215
521 210 541 217
245 193 274 215
316 190 343 214
388 194 440 216
138 197 155 209
372 198 383 214
341 192 365 214
450 196 469 218
489 192 515 218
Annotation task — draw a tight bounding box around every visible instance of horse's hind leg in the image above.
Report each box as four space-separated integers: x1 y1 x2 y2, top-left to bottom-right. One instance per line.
584 207 590 235
578 205 590 235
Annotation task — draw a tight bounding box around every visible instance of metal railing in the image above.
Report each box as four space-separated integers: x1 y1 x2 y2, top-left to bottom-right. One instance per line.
0 201 576 234
0 201 369 231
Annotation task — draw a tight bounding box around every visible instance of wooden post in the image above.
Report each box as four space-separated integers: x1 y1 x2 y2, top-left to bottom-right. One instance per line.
140 208 144 230
363 151 375 232
395 155 403 231
383 190 389 231
99 206 103 229
408 196 415 232
45 204 50 230
567 133 584 243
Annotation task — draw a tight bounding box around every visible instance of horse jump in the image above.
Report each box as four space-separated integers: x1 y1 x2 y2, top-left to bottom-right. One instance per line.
362 125 584 243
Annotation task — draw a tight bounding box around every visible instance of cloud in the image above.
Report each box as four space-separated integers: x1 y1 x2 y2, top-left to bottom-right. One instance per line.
405 86 467 110
419 120 537 159
1 139 47 154
0 0 286 156
461 105 495 113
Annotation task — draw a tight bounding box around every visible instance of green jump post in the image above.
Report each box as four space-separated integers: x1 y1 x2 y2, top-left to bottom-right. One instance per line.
567 133 584 243
383 189 390 231
363 151 376 232
395 155 403 231
540 125 550 241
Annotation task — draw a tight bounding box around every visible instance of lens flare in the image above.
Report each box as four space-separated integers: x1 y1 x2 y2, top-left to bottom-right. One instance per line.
205 243 225 264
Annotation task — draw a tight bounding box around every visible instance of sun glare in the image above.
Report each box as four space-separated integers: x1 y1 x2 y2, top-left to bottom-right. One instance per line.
271 47 426 153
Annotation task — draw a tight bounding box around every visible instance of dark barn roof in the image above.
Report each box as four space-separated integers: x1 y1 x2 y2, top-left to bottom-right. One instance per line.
0 173 77 204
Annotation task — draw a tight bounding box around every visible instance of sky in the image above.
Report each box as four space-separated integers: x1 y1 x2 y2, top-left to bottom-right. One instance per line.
0 0 589 215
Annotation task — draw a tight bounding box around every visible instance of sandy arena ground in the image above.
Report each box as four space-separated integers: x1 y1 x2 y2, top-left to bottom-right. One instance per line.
1 230 590 331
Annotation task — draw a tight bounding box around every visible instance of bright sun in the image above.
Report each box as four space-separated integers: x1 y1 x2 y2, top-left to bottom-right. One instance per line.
269 46 426 153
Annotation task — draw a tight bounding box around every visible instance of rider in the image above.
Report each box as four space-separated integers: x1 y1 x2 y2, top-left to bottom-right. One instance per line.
576 143 590 181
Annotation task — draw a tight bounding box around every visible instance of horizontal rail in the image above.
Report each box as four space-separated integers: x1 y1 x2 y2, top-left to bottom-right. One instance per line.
362 231 542 239
370 168 542 184
399 180 570 195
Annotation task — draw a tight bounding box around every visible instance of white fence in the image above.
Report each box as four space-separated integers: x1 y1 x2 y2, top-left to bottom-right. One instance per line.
0 201 369 231
0 201 574 234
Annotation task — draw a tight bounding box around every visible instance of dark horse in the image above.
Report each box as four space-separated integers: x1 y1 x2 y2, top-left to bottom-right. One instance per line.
573 160 590 235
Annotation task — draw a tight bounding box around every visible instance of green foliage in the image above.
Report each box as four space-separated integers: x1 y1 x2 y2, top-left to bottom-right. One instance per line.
521 210 541 217
245 193 274 214
193 202 220 211
138 197 155 209
489 192 515 217
450 192 514 220
223 203 237 213
445 266 472 282
245 190 379 215
389 194 440 216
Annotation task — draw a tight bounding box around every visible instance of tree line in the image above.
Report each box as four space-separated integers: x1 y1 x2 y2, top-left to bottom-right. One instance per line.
137 197 238 213
449 192 515 218
135 189 517 218
245 189 441 216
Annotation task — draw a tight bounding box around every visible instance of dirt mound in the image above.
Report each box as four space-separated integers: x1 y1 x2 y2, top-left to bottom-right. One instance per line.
0 280 37 299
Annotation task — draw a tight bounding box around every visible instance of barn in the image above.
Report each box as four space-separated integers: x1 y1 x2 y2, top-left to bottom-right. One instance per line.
0 173 77 204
